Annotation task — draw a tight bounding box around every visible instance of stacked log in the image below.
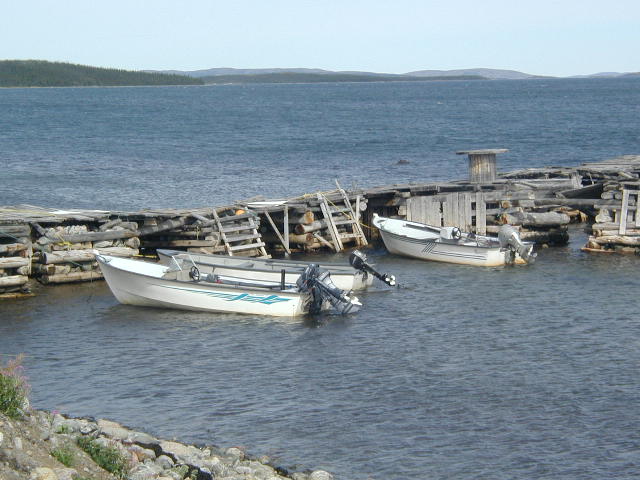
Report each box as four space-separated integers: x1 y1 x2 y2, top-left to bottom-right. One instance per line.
134 215 224 255
0 222 32 295
33 222 140 284
584 181 640 254
497 209 571 246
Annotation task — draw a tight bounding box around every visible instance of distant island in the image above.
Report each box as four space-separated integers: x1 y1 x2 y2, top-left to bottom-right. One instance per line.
0 60 203 87
1 60 638 88
199 72 483 84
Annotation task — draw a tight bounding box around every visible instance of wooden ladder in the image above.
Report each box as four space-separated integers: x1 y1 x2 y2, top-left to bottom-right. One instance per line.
317 190 368 252
212 210 270 258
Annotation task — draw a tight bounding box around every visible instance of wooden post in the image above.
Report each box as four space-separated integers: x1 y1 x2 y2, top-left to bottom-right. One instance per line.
283 206 290 253
456 149 508 183
263 211 291 255
475 192 487 235
619 189 629 235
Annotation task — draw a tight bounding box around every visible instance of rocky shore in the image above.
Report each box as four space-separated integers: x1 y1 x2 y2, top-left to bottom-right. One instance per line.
0 410 334 480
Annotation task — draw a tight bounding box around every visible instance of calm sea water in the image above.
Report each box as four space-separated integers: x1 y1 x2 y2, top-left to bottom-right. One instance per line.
1 79 640 479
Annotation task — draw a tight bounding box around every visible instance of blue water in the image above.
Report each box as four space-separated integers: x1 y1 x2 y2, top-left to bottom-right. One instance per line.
1 79 639 209
1 79 640 479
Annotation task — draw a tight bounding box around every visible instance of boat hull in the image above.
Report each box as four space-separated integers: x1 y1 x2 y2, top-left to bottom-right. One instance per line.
98 256 306 317
378 229 509 267
372 215 529 267
157 250 372 291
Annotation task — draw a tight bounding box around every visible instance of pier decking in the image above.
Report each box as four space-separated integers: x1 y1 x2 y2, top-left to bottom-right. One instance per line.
1 154 639 297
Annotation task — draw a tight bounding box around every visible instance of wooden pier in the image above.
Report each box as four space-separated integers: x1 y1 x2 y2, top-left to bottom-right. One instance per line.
1 154 639 297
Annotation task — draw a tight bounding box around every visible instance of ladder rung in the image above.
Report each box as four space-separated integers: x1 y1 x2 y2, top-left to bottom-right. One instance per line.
220 224 256 233
228 242 266 252
334 219 356 226
329 207 351 214
217 212 256 222
225 232 261 243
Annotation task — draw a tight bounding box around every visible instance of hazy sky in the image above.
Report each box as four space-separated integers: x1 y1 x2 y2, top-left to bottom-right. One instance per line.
2 0 638 76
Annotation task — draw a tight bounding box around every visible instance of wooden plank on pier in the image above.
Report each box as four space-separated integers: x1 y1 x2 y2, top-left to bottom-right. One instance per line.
442 193 459 227
458 192 472 232
475 192 487 235
619 189 629 235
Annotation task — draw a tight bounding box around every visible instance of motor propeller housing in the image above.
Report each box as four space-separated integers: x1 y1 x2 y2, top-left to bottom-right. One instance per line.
296 264 362 315
498 225 537 264
349 250 397 286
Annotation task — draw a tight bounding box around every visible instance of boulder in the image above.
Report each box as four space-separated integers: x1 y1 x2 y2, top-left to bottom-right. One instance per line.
155 454 175 470
30 467 58 480
309 471 334 480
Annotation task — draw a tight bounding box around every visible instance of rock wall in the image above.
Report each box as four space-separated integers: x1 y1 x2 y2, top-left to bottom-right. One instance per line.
0 411 333 480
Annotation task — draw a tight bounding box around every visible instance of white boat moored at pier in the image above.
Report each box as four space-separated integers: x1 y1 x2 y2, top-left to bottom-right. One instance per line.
372 214 535 267
95 254 362 317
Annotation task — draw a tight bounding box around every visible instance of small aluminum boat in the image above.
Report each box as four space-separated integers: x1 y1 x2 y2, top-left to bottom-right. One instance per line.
156 249 396 290
373 214 535 267
96 254 362 317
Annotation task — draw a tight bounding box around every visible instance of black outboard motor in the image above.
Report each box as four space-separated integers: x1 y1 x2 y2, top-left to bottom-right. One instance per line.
297 264 362 315
349 250 397 287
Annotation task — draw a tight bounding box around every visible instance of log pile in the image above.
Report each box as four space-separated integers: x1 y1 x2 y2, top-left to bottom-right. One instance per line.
247 188 368 254
32 221 140 284
584 182 640 254
0 222 32 295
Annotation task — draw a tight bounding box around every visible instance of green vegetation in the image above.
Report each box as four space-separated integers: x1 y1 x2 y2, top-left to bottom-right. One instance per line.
77 436 128 478
201 72 483 84
51 444 76 467
0 60 204 87
56 424 73 434
0 354 30 419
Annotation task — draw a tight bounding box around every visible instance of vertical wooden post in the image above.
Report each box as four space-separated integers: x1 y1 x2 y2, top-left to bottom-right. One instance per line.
283 206 290 253
619 189 629 235
475 192 486 235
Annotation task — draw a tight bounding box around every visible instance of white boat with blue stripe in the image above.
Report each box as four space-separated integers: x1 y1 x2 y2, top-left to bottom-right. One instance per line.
95 254 362 317
372 214 535 267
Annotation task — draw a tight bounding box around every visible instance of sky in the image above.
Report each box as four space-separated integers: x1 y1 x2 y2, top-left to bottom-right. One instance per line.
2 0 638 76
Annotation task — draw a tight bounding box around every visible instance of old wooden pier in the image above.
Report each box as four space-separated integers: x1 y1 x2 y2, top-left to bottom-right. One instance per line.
1 153 639 297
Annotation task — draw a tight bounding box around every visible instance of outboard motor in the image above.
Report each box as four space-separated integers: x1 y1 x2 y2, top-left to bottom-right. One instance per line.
498 225 537 264
297 264 362 315
348 250 397 287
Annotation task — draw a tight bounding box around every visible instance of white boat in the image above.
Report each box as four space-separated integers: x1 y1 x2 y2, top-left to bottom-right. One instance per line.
95 254 362 317
372 214 535 267
156 249 396 290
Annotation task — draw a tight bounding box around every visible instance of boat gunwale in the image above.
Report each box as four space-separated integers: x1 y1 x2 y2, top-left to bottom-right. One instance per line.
157 249 359 270
374 217 501 251
97 255 304 297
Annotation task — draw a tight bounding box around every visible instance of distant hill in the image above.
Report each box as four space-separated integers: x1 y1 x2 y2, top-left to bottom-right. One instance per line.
162 66 551 82
200 72 483 84
404 68 546 80
0 60 203 87
153 67 333 78
570 72 640 78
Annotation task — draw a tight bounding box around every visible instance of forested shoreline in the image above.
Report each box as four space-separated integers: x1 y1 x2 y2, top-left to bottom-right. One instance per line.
0 60 203 87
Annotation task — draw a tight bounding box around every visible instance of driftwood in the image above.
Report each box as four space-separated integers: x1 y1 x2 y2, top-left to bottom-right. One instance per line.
501 211 571 226
0 225 31 237
39 247 139 264
0 257 30 269
592 235 640 246
0 275 29 287
39 217 187 244
0 243 28 254
519 229 570 245
39 271 103 284
33 264 72 275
